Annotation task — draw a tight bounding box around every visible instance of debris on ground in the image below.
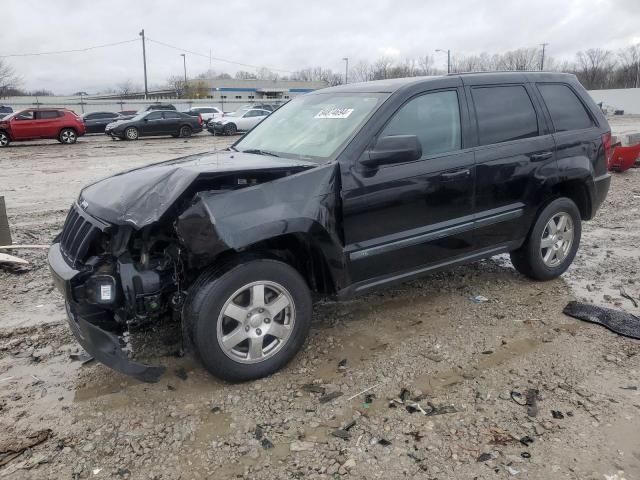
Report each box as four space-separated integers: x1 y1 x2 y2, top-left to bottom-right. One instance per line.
338 358 347 369
477 452 493 462
526 389 539 417
0 252 29 266
470 295 490 303
551 410 565 419
331 428 351 440
563 301 640 340
0 429 51 467
174 367 188 381
619 287 639 308
69 351 94 365
301 383 326 395
377 438 392 446
319 391 343 403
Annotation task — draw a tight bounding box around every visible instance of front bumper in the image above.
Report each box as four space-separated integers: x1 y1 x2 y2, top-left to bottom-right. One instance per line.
48 243 165 383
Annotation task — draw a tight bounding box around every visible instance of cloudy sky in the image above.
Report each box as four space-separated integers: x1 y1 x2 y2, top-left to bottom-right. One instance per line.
3 0 639 94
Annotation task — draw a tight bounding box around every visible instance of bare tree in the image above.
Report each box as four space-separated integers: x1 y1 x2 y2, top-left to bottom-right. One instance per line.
417 54 437 76
116 79 140 96
616 44 640 88
575 49 616 89
0 60 21 96
235 70 257 80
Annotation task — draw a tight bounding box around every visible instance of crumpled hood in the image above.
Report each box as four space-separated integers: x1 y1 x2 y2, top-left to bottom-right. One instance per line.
79 150 317 228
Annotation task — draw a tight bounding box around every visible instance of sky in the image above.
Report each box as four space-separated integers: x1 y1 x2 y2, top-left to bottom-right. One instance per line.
2 0 640 94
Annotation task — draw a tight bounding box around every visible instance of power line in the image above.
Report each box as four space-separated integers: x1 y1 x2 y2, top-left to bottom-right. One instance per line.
0 39 139 58
146 37 294 73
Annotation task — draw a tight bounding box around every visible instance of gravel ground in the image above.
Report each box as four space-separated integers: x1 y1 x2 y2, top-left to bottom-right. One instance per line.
1 129 639 480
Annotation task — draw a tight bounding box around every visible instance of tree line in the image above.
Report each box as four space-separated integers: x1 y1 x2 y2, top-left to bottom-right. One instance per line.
1 44 639 97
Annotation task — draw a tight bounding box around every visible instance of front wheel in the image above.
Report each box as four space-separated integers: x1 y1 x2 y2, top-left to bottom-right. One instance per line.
58 128 77 144
510 197 582 280
223 123 237 136
124 127 139 140
0 131 10 147
184 258 312 381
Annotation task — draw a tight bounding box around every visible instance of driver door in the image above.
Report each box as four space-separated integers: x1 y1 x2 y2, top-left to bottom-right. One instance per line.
141 111 164 135
341 88 476 284
11 110 36 139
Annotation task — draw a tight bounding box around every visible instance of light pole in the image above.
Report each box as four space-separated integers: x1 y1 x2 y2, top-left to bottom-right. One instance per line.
436 49 451 74
139 29 148 99
180 53 188 96
540 43 549 71
343 57 349 84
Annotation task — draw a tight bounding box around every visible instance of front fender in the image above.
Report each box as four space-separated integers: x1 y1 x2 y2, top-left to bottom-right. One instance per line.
175 163 346 285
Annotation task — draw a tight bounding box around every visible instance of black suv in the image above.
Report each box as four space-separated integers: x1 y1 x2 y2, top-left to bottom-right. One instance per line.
49 72 611 382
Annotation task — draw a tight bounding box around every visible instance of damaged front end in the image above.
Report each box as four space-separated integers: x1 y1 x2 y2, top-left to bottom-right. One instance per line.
49 204 180 382
49 151 341 382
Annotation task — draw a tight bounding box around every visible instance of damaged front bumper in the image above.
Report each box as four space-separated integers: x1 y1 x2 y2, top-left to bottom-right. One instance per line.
48 243 165 383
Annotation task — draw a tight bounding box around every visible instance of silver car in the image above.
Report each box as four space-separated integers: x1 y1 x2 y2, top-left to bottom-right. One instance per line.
208 108 271 135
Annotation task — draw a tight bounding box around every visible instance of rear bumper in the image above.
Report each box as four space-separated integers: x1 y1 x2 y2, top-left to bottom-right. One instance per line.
48 243 165 383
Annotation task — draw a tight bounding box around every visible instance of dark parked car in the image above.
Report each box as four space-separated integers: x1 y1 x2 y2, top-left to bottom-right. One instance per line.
105 110 202 140
141 103 177 112
0 108 86 147
82 111 123 134
49 72 611 382
0 106 13 118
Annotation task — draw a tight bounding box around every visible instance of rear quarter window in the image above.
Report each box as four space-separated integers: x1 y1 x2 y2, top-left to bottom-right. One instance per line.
471 85 539 146
537 83 594 132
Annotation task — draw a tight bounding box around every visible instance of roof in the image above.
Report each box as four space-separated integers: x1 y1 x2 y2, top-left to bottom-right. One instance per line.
315 72 577 94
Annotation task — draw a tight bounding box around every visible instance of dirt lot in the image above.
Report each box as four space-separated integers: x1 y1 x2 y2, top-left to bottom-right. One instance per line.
1 130 640 480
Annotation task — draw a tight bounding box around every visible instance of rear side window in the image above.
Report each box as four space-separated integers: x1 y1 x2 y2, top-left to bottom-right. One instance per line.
38 111 59 119
472 85 538 146
538 83 593 132
163 112 180 119
381 90 461 157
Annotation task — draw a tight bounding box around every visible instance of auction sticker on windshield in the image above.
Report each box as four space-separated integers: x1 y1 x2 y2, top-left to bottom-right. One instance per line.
315 107 354 119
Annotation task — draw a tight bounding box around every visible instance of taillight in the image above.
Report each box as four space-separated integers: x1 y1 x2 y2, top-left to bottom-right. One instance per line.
602 131 612 167
198 113 202 126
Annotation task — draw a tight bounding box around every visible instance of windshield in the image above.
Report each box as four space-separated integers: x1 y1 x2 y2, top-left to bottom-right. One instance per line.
235 92 387 161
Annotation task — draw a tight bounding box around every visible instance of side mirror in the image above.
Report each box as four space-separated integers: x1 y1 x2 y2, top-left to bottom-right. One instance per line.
361 135 422 168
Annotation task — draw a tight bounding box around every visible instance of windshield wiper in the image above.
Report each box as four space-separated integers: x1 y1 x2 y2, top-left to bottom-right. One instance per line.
241 148 280 158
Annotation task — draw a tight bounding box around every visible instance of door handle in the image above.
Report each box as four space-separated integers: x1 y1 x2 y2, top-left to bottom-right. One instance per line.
440 169 471 180
530 151 553 162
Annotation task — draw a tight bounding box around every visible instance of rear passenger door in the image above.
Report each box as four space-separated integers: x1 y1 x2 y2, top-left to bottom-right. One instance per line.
465 82 555 251
142 111 164 135
161 111 181 134
535 83 602 179
35 110 62 137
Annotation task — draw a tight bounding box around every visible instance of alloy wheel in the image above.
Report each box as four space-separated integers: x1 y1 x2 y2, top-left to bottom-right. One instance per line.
216 281 295 364
0 133 9 147
61 130 76 144
540 212 574 267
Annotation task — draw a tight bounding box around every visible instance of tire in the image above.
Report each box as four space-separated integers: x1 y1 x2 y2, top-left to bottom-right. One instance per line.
223 123 237 136
179 125 192 138
184 258 312 382
0 131 10 147
124 127 139 141
510 197 582 281
58 128 77 144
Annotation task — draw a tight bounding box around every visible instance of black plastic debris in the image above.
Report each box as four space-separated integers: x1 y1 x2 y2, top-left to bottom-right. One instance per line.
338 359 348 369
174 367 188 381
425 403 457 416
521 452 531 459
331 428 351 440
551 410 565 419
69 351 94 365
260 438 274 449
210 406 221 413
477 453 492 462
302 384 326 395
620 386 638 391
526 389 539 417
378 438 392 446
519 436 534 446
319 391 343 403
167 385 176 391
399 388 411 402
254 425 264 440
343 420 356 431
481 350 494 355
563 301 640 340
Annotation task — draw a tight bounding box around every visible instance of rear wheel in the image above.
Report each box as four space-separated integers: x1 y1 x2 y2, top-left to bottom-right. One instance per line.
179 125 192 138
0 131 10 147
510 197 581 280
223 123 237 136
124 127 139 140
58 128 77 144
184 258 312 381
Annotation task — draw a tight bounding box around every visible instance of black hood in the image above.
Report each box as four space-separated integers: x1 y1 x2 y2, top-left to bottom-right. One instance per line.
79 150 318 228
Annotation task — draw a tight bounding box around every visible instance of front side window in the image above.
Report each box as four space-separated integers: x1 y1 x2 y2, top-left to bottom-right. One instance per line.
472 85 538 146
146 112 163 120
16 111 34 120
381 90 461 157
537 83 593 132
235 92 387 162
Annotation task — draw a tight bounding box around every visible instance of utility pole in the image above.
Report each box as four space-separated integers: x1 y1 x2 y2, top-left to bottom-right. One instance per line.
180 54 187 98
436 49 451 74
139 29 149 99
343 57 349 84
540 43 549 71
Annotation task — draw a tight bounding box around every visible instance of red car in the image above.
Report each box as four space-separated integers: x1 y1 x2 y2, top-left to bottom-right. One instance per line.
0 108 86 147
